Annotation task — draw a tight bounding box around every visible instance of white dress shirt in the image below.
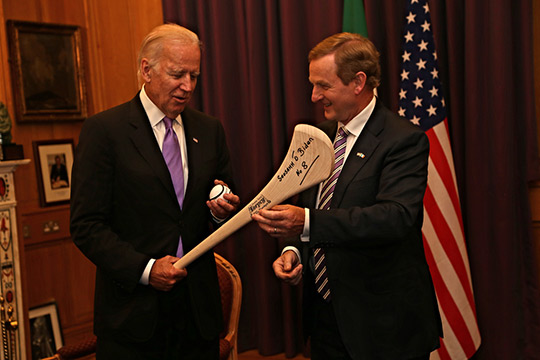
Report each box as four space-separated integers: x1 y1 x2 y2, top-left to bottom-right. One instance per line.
139 86 189 284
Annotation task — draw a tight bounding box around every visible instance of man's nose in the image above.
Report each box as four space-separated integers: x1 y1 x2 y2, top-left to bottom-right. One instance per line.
311 88 322 103
179 74 194 92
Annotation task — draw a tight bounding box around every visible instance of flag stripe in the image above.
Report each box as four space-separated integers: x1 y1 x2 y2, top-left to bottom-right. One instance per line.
425 124 463 222
422 210 481 347
425 125 466 258
434 120 461 201
422 193 476 323
425 137 477 309
423 151 476 306
422 229 478 357
434 298 467 360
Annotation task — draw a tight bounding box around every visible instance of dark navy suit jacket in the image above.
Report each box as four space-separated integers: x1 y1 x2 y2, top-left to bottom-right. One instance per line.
299 100 442 359
70 94 234 343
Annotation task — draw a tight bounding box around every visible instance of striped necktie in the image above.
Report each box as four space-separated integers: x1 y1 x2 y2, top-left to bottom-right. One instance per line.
314 126 349 301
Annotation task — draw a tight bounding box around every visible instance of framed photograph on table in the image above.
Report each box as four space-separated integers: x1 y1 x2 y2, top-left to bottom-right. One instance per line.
6 20 87 122
33 139 74 207
29 301 63 360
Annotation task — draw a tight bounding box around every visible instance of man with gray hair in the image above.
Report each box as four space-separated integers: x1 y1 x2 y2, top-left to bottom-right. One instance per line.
71 23 239 359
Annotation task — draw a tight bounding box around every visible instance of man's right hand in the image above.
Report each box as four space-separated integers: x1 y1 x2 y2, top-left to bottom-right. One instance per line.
273 250 303 285
149 255 188 291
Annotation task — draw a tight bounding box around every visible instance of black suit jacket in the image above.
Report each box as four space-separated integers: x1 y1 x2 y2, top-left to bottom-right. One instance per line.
299 100 442 359
70 94 234 342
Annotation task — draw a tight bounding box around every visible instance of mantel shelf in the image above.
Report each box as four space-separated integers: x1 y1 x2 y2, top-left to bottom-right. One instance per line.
0 159 31 172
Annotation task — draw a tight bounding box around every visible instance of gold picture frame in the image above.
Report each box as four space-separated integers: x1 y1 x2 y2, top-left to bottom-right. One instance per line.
6 20 87 122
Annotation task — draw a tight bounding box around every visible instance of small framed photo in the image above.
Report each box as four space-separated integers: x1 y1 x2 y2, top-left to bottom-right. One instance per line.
29 302 63 360
32 139 74 207
6 20 87 122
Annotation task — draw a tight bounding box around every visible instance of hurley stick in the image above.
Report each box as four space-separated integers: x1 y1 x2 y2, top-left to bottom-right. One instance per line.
174 124 334 269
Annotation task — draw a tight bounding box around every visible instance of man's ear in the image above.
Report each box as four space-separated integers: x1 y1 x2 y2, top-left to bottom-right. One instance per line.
140 59 152 82
354 72 367 95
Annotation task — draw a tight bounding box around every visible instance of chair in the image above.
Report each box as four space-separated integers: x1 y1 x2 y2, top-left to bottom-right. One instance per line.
215 252 242 360
42 252 242 360
41 335 96 360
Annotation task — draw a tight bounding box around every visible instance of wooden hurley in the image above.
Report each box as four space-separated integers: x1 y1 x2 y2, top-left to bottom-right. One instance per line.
173 124 334 269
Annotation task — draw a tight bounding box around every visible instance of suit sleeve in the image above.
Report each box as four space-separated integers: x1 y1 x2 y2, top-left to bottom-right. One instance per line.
309 127 429 249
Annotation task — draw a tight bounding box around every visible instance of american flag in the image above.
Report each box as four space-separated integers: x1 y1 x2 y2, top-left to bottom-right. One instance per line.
398 0 481 359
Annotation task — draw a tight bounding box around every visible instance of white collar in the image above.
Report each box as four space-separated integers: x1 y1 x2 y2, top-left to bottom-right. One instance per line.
139 85 182 126
339 95 376 137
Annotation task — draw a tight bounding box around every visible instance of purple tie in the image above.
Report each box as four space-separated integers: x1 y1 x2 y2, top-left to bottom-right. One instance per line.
314 127 349 301
162 116 185 257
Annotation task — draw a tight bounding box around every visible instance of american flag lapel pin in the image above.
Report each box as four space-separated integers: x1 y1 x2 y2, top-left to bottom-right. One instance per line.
357 152 365 158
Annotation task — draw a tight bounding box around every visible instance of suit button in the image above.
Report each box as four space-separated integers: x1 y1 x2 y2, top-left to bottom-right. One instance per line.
178 220 184 229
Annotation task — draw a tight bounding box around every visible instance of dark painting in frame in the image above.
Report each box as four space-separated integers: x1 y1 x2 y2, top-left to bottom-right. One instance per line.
33 139 74 207
6 20 87 122
29 301 63 360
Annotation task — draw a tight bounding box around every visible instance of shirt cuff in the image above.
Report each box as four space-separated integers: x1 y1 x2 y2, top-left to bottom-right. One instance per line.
211 210 227 223
282 246 301 263
300 207 310 242
139 258 156 285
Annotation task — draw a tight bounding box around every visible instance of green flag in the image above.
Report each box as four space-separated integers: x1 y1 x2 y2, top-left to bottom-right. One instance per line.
342 0 368 36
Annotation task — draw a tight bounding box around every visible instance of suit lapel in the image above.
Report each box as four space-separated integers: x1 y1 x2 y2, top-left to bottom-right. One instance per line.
126 96 178 203
331 100 385 207
181 108 204 208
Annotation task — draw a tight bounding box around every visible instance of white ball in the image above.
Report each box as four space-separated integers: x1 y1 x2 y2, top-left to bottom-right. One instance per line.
209 184 231 202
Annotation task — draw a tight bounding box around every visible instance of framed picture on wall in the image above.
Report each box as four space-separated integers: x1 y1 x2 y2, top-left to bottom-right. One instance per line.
6 20 87 122
29 301 63 360
32 139 74 207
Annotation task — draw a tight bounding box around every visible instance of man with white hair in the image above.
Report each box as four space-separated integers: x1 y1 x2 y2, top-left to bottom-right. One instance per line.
71 24 239 359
